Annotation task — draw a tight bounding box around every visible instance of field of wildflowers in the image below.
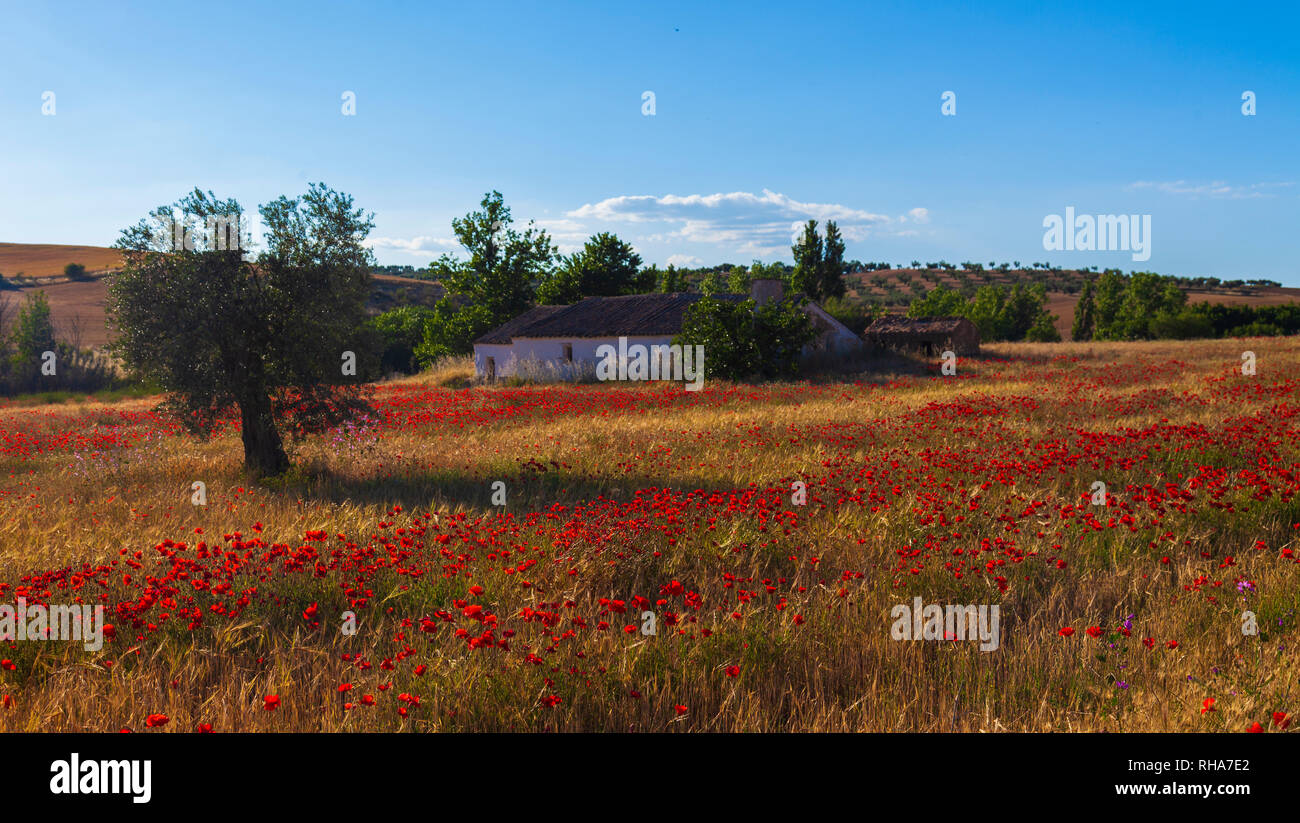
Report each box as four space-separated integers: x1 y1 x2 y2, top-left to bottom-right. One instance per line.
0 338 1296 732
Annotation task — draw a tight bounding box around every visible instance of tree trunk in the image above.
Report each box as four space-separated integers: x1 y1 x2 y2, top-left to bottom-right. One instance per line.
240 394 289 477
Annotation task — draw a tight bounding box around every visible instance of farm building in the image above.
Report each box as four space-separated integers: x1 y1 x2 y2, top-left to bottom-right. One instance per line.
865 315 980 356
473 278 862 381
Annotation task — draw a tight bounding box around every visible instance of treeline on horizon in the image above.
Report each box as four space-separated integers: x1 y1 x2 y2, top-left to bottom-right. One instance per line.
378 260 1282 297
1070 270 1300 341
904 270 1300 344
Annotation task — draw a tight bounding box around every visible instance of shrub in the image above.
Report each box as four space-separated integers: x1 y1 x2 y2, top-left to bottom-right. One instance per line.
676 296 813 381
368 305 435 375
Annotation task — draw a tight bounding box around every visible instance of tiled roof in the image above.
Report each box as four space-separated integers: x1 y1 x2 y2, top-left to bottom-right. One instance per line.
479 293 747 342
866 315 974 335
474 305 568 344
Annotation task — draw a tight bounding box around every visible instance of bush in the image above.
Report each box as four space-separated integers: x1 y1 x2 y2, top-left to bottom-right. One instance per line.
368 305 435 375
414 299 494 366
64 263 92 281
1224 321 1283 338
0 292 120 395
675 296 813 381
820 295 882 337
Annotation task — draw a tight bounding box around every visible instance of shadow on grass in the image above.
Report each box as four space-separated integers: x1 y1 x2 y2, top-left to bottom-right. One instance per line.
266 462 765 515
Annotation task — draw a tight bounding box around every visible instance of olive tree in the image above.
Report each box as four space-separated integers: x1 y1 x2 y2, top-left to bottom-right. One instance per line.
109 184 377 477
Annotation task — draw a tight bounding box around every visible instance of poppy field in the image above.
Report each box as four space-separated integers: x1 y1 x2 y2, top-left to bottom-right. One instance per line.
0 338 1297 733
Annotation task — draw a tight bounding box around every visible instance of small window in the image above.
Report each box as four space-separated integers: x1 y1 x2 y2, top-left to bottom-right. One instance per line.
563 343 573 362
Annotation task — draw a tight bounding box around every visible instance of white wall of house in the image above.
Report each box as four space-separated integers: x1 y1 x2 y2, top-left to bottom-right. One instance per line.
473 303 863 382
473 343 515 379
475 336 678 380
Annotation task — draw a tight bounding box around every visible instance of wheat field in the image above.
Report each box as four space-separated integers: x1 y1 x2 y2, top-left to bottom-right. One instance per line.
0 339 1296 732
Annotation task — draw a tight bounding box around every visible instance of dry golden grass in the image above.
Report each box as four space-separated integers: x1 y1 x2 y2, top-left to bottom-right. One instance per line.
0 339 1297 732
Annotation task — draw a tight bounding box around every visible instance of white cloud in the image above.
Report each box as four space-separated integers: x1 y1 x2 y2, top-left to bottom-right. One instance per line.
1127 180 1295 199
666 253 702 267
533 218 589 255
567 189 926 256
365 235 458 255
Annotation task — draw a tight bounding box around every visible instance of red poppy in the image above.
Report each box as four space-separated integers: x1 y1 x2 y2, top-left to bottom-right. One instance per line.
263 695 280 711
146 713 169 727
1058 627 1075 637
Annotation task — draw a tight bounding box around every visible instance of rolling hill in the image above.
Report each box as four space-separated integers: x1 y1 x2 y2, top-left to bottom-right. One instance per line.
0 243 445 348
1 243 1297 346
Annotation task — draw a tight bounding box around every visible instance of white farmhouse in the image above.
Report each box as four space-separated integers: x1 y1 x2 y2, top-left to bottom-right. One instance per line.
472 278 863 381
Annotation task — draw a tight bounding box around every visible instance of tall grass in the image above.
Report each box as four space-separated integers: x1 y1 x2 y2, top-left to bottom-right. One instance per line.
0 339 1296 732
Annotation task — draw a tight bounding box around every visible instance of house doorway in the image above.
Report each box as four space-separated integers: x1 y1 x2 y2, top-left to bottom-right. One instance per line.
485 357 495 382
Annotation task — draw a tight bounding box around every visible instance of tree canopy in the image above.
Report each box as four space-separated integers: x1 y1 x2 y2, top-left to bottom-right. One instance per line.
109 184 377 476
536 232 647 304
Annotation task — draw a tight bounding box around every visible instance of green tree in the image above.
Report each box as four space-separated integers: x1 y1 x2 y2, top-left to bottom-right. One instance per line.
425 191 557 350
369 305 435 374
999 283 1048 340
907 285 968 319
8 291 58 391
1025 312 1062 342
1072 280 1096 341
658 264 689 293
63 263 90 281
966 285 1008 340
791 220 824 298
10 290 57 359
1097 271 1190 338
415 300 494 364
726 265 750 293
1148 308 1214 339
109 184 377 477
699 270 724 295
1092 270 1127 339
536 232 643 304
675 296 813 380
820 221 847 299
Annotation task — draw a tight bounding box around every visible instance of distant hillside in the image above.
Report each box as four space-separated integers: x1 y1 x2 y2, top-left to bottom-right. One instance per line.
671 262 1298 340
0 243 444 348
840 266 1300 340
838 265 1282 306
0 242 124 280
2 243 1296 345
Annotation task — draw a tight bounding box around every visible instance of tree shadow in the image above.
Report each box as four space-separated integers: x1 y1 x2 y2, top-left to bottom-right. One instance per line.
276 462 767 514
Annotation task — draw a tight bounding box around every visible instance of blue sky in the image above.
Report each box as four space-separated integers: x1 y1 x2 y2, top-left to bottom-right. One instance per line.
2 0 1298 281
